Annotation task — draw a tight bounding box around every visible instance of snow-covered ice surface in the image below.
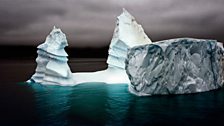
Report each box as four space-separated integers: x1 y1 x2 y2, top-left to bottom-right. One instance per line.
28 9 151 85
126 38 224 96
27 26 74 85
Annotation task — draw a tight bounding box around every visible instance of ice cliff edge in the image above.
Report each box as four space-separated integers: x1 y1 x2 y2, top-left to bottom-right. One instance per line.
126 38 224 96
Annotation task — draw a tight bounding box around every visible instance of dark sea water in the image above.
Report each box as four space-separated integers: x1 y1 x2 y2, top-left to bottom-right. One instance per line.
0 59 224 126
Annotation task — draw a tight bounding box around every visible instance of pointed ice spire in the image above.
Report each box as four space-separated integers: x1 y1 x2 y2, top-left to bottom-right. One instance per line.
107 9 152 69
110 8 152 47
37 26 68 56
118 8 134 23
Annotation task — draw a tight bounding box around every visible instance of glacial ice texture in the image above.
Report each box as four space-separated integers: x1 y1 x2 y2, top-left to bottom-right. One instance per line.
126 38 223 96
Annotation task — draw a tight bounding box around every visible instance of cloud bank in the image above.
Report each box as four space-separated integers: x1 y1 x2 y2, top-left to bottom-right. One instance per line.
0 0 223 47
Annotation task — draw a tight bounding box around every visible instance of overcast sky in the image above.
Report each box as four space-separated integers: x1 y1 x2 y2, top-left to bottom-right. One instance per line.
0 0 223 47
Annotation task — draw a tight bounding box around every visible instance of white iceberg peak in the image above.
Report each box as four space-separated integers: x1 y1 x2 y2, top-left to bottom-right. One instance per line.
38 26 68 56
119 8 134 23
107 9 152 69
115 8 152 47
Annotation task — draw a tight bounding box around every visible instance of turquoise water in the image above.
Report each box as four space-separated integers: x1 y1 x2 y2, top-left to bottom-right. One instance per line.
11 82 224 126
1 59 224 125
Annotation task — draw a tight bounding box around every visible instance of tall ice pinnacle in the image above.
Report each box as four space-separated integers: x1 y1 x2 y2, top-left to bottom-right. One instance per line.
27 26 74 85
107 8 152 69
73 8 152 84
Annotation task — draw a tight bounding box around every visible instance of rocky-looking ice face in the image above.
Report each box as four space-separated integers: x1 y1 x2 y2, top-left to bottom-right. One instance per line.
126 38 223 96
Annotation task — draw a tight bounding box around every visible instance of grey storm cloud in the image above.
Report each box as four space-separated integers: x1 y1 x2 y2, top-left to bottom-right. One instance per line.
0 0 223 47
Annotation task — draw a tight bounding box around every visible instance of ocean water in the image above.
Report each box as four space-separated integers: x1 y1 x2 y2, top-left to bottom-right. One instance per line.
0 59 224 126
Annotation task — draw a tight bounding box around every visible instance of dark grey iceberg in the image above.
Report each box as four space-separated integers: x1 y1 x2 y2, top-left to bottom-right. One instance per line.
125 38 224 96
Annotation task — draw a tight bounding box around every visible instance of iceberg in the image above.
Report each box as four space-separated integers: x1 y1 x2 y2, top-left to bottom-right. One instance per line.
27 26 74 85
125 38 224 96
28 9 151 85
27 9 224 97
